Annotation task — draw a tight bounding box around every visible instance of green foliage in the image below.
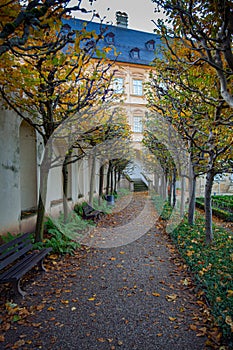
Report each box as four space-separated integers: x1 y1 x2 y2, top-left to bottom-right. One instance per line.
93 198 112 214
171 214 233 344
33 213 89 255
73 202 86 217
1 232 21 243
196 196 233 222
117 188 131 197
151 195 173 220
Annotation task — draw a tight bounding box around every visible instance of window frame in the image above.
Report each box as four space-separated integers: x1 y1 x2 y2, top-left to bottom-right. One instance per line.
113 77 124 94
133 116 143 133
132 79 143 96
105 32 115 44
146 40 155 51
130 47 140 60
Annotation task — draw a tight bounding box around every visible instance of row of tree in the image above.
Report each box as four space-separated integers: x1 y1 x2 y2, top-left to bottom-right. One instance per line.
143 0 233 243
0 0 131 241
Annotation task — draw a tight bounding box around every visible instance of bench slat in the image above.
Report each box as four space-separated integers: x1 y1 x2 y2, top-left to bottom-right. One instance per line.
0 233 31 254
0 243 33 270
0 248 51 282
0 233 51 297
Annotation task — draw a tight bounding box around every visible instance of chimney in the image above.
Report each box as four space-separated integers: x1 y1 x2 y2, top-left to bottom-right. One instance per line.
116 11 128 28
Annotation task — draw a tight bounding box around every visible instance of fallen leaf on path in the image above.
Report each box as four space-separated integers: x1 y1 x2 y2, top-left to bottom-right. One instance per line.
189 324 197 331
12 339 25 348
0 335 5 342
166 294 178 302
97 338 105 343
47 306 55 311
169 317 177 321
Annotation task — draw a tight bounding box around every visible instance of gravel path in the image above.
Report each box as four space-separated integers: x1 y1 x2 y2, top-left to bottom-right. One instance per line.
0 193 210 349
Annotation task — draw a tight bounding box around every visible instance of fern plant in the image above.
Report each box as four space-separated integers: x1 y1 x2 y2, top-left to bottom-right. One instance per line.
34 212 90 255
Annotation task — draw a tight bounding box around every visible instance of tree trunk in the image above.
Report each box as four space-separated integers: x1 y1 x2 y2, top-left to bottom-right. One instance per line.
168 176 172 206
35 145 51 242
117 170 121 183
89 153 96 206
204 171 215 244
114 167 117 193
106 161 111 195
180 175 186 217
110 166 114 194
35 193 46 242
98 164 104 205
161 174 167 199
188 175 196 225
172 168 176 208
62 155 69 223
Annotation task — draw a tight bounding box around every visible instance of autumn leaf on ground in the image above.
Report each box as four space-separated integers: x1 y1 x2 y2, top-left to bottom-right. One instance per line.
227 290 233 297
47 306 55 311
0 335 5 342
169 317 177 321
189 324 197 331
225 315 233 332
97 337 105 342
88 294 96 301
12 339 25 349
152 292 160 297
182 278 190 286
166 294 178 302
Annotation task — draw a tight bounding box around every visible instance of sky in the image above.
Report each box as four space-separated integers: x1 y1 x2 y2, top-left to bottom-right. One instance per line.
72 0 160 33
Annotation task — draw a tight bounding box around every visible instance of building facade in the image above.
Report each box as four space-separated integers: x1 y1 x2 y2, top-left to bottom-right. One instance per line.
0 13 159 235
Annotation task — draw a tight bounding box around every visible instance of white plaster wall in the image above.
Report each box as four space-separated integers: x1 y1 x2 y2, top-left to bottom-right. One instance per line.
19 121 37 210
0 109 21 234
46 164 63 211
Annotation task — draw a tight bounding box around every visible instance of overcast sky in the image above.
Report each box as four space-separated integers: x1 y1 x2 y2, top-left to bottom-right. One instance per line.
73 0 160 33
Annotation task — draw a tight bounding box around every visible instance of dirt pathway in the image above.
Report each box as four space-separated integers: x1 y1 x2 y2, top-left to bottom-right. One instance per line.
0 193 216 349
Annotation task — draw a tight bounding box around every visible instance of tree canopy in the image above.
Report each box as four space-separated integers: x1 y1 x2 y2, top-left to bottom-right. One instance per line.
151 0 233 108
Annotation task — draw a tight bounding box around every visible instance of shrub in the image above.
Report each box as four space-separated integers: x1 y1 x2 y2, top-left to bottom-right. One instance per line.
171 215 233 345
151 195 173 220
196 197 233 222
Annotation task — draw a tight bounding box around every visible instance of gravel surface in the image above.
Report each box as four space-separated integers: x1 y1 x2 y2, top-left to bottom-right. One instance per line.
0 193 210 349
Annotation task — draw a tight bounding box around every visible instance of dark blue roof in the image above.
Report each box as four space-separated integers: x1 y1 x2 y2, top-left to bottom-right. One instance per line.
63 18 161 66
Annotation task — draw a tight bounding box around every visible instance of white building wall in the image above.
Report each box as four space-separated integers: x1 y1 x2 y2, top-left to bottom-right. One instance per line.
0 109 21 234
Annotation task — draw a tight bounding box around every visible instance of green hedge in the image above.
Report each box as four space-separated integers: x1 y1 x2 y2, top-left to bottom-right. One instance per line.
170 215 233 345
196 198 233 222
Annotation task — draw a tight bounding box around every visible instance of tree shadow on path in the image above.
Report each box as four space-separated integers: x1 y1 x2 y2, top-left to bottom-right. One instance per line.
0 193 223 349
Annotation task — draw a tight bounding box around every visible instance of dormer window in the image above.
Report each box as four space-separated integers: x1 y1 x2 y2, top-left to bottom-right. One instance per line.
105 32 115 44
130 47 140 59
85 40 95 51
146 40 155 51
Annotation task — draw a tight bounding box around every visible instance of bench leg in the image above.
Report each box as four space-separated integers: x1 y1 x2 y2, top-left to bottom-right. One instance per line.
12 280 27 298
38 259 46 272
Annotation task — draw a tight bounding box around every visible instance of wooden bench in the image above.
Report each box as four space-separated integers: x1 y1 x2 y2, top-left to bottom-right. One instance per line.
82 204 104 222
0 232 51 297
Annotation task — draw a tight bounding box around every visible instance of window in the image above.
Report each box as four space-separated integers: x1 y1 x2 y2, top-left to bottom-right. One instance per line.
105 32 115 44
133 79 143 95
113 77 124 93
130 47 140 59
146 40 155 51
133 116 143 133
